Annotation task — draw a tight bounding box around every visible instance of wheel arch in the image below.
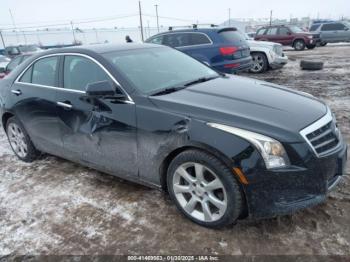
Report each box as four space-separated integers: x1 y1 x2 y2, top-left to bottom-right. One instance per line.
1 111 14 131
159 143 250 219
159 143 234 191
292 38 306 46
250 51 270 66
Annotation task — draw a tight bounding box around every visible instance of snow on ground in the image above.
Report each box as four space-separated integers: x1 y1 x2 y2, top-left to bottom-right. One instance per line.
0 44 349 255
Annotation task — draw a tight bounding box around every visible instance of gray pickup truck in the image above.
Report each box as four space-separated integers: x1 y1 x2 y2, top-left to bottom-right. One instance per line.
310 21 350 46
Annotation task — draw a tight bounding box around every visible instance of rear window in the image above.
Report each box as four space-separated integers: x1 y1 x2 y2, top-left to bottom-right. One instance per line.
219 30 247 45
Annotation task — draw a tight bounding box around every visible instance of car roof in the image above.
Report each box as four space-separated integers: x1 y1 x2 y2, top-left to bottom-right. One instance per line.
150 27 237 36
29 43 165 57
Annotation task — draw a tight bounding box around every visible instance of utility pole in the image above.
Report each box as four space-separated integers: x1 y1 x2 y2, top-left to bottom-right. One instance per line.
0 30 6 48
269 10 273 26
228 8 231 26
70 21 77 44
155 4 160 33
139 1 144 41
9 9 20 43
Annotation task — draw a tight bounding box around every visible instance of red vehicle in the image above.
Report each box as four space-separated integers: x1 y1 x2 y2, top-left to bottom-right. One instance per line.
254 25 320 51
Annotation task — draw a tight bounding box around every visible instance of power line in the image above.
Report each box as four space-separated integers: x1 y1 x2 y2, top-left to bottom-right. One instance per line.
0 14 139 31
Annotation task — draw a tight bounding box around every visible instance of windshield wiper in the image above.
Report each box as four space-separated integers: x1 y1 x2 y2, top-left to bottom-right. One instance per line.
150 86 187 96
150 75 220 96
183 75 220 87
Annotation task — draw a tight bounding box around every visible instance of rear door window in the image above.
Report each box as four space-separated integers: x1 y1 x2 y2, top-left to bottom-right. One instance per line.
32 56 59 86
266 27 278 35
322 23 346 31
188 33 211 45
278 27 291 35
163 33 190 48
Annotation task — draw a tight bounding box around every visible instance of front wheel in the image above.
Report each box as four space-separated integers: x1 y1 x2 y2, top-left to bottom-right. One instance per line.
320 42 327 47
250 52 268 73
294 40 306 51
6 116 39 162
167 150 243 228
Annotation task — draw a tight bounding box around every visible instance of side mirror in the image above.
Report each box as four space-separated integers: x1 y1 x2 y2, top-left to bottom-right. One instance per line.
86 80 123 97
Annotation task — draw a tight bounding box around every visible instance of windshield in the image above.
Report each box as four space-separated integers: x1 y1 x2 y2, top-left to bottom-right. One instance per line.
0 56 10 63
103 47 218 95
289 26 305 33
18 45 41 52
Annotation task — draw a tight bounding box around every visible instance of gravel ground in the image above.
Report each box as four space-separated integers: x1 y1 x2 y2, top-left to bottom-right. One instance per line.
0 44 349 256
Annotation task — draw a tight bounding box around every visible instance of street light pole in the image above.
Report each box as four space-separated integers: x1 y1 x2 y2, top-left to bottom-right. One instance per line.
70 21 77 44
0 30 6 48
228 8 231 26
270 10 273 26
139 1 144 41
155 4 160 33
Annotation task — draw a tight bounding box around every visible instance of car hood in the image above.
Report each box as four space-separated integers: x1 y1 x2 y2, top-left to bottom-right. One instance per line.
149 76 327 142
247 40 278 48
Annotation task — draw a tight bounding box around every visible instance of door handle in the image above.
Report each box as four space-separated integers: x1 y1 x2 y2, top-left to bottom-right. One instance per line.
11 90 22 96
57 101 73 109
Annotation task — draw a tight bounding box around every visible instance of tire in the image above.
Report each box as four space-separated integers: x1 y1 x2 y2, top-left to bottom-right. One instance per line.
320 42 327 47
300 60 324 70
250 52 268 73
293 39 306 51
306 44 316 49
6 116 39 162
167 150 243 228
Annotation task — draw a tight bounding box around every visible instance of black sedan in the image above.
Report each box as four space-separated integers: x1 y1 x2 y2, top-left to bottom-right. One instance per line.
0 44 347 228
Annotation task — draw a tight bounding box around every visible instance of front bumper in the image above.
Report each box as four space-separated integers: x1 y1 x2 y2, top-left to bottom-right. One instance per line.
270 55 288 69
242 142 347 219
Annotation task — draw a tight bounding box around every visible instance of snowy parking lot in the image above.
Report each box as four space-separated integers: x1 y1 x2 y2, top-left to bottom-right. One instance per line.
0 44 349 256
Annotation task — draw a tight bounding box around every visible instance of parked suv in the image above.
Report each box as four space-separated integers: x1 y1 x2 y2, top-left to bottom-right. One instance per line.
309 21 350 46
255 25 320 51
145 26 252 74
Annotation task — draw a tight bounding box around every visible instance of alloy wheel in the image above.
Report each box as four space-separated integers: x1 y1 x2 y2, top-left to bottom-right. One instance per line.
251 54 265 73
172 162 227 222
7 123 28 158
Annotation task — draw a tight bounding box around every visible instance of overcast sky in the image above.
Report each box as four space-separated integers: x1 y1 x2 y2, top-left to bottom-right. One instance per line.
0 0 349 30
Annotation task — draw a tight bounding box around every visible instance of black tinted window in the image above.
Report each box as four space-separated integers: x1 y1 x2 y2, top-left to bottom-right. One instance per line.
148 36 163 44
266 27 278 35
309 24 320 31
189 33 211 45
32 57 58 86
278 27 290 35
163 33 190 47
6 56 22 71
322 23 346 31
219 30 247 45
19 67 33 83
256 28 266 35
64 56 110 91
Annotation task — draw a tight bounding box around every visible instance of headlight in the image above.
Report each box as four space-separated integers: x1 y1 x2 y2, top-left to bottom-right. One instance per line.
207 123 290 169
307 35 313 39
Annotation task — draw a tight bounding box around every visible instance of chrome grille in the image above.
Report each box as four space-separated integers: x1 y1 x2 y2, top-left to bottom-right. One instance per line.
305 121 339 155
300 109 340 157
